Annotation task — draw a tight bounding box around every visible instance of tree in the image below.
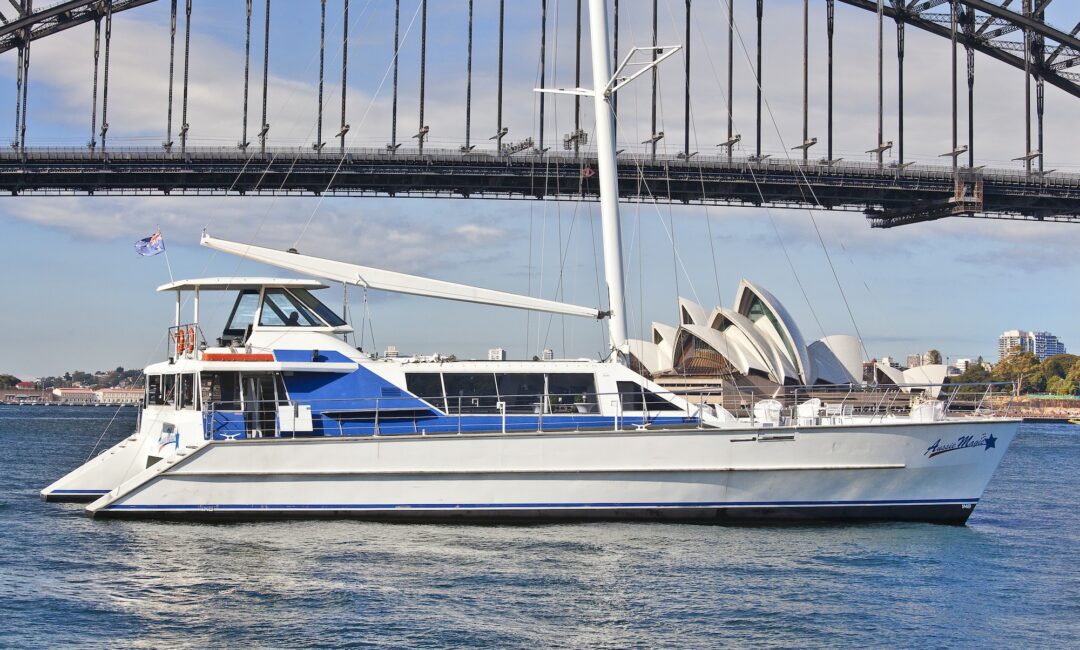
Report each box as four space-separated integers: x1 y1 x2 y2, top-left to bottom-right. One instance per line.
1041 354 1079 382
1067 359 1080 386
992 351 1044 394
925 349 943 365
1046 376 1077 397
954 364 991 384
0 374 21 388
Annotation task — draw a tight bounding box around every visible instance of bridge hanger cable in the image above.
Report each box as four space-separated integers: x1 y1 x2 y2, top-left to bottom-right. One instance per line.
693 3 830 339
201 0 374 241
678 1 828 342
660 0 723 306
99 0 112 152
90 13 101 150
219 1 370 203
717 0 870 359
207 0 377 282
290 0 416 250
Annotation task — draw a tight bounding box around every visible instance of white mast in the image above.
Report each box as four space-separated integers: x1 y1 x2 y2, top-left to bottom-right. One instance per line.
586 0 628 354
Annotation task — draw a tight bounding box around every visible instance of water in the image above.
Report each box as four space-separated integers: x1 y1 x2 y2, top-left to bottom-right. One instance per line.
1 406 1077 648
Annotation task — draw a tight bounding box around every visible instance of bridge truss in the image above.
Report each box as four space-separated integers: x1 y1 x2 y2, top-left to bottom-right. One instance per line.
0 0 1078 228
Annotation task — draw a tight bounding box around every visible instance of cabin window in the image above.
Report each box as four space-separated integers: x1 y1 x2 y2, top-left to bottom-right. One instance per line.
163 374 177 406
201 372 241 410
146 375 164 406
405 373 446 411
547 373 598 411
180 374 197 409
443 373 498 413
496 373 545 413
225 290 260 336
259 289 322 327
291 289 347 327
616 381 682 412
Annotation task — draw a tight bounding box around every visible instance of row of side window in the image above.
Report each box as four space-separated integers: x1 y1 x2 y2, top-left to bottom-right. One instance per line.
146 374 197 409
404 372 682 414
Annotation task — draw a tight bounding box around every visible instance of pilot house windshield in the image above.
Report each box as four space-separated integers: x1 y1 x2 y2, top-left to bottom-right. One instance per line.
258 288 347 327
260 289 322 327
224 287 347 333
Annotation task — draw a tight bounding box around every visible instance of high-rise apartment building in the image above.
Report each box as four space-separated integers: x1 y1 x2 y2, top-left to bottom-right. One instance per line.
998 330 1066 361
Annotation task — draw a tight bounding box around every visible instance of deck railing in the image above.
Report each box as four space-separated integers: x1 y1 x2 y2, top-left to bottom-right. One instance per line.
200 381 1018 441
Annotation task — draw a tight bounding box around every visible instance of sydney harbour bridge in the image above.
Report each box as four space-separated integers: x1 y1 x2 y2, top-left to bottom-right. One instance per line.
0 0 1078 228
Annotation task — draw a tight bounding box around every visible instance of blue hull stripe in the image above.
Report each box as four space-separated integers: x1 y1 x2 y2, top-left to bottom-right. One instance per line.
105 497 979 511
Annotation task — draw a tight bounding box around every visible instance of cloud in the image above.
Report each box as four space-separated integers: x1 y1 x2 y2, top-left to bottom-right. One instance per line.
454 222 502 243
1 195 507 275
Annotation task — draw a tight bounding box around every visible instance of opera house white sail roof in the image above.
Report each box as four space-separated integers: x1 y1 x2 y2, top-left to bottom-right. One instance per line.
626 280 864 388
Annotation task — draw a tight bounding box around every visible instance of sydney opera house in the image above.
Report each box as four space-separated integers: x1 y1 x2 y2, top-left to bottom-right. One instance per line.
626 279 949 397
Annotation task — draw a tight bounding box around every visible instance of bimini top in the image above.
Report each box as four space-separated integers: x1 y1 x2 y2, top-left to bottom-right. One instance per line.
156 277 329 292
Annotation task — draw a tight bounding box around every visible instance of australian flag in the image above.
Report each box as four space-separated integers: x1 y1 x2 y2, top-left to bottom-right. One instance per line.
134 231 165 257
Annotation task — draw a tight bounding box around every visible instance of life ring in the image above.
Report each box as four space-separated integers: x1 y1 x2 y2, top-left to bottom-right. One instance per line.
175 328 186 357
186 326 196 354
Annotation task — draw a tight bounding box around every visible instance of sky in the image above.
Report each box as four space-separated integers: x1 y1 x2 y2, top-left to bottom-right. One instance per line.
0 0 1077 379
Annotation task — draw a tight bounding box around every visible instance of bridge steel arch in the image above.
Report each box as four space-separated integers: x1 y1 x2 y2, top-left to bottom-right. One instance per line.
839 0 1079 99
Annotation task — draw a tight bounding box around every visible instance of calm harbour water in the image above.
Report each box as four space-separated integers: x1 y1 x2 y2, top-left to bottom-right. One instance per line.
0 406 1076 648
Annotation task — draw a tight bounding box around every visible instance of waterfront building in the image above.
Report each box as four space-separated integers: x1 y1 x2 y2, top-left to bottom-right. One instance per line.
998 330 1067 361
95 387 144 405
384 345 400 359
51 387 96 404
488 348 507 361
906 354 923 369
1 385 52 404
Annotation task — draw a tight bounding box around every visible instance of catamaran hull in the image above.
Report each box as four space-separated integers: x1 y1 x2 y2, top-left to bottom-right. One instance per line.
84 418 1019 525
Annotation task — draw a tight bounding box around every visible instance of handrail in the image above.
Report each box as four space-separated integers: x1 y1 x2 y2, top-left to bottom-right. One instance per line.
197 381 1019 440
1 146 1077 185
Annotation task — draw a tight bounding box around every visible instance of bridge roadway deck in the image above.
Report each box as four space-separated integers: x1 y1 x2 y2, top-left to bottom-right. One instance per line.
1 147 1078 224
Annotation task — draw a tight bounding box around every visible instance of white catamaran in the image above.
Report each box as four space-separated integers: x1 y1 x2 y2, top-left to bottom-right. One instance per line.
43 0 1018 523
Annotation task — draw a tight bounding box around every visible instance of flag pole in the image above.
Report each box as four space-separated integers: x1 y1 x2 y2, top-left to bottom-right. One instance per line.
162 248 175 284
158 227 174 283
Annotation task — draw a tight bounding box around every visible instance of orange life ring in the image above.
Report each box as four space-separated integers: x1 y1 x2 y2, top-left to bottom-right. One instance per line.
186 326 196 354
175 328 186 357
